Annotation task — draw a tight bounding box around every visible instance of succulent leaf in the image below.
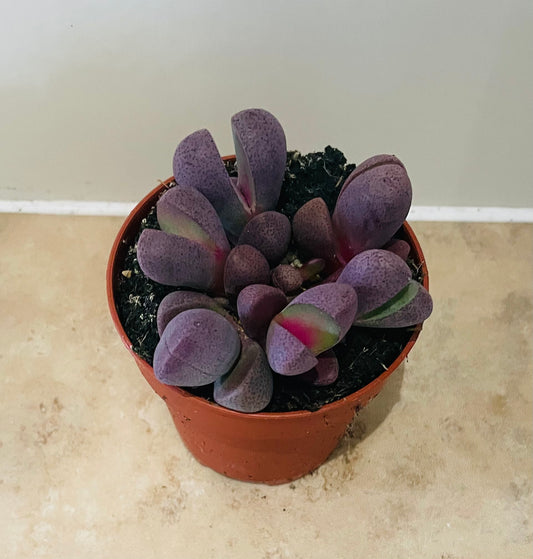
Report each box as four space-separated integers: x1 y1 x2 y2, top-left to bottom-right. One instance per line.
332 154 412 262
265 321 318 376
271 265 302 294
237 284 287 341
272 304 340 355
231 108 287 215
382 238 411 261
338 154 405 197
157 290 225 336
153 309 240 387
156 185 230 257
299 258 326 281
272 259 326 294
289 283 358 339
137 229 217 290
292 197 336 263
297 350 339 386
336 249 412 316
224 245 271 296
355 280 420 324
214 339 273 413
172 128 250 239
354 284 433 328
237 211 291 265
337 249 433 327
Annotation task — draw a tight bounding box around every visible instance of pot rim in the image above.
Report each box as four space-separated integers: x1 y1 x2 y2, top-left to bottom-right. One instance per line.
106 161 429 421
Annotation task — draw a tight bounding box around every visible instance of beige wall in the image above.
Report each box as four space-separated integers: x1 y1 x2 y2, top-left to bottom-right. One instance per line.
1 0 532 207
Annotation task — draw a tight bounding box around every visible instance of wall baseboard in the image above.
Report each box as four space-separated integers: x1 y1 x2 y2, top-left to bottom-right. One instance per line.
0 200 532 223
0 200 136 216
406 206 533 223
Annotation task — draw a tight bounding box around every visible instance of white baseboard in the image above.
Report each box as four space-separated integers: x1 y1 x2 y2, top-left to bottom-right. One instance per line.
0 200 136 216
406 206 533 223
0 200 532 222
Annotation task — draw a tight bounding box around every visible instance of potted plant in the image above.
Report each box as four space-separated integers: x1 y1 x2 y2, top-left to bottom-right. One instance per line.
106 108 433 485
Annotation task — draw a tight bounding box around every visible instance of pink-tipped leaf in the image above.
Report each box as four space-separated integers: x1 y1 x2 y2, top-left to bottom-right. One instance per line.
265 321 318 376
272 304 340 355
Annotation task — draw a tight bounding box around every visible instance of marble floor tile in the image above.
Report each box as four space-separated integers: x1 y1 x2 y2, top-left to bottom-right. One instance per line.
0 216 531 558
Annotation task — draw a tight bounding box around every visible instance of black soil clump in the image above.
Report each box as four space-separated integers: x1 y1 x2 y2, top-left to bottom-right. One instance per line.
115 147 415 413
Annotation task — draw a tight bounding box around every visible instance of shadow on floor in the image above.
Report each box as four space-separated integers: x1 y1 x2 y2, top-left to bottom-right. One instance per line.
326 364 405 463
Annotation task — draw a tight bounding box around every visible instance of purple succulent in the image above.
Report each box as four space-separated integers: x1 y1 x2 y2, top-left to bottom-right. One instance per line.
172 129 250 240
292 197 336 265
137 229 221 290
214 338 273 413
153 309 240 387
224 245 271 296
137 185 229 292
382 238 411 261
237 284 288 341
265 320 318 376
237 211 291 265
289 283 358 339
271 259 325 294
337 249 432 327
157 185 230 254
172 109 286 240
157 290 225 336
332 154 412 263
265 284 358 376
271 265 302 294
231 108 287 216
132 108 433 412
297 350 339 386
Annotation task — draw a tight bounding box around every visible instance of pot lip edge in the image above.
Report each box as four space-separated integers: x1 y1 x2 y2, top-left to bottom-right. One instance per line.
106 159 428 420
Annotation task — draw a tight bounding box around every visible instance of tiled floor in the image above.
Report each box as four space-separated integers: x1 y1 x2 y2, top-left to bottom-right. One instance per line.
1 216 532 558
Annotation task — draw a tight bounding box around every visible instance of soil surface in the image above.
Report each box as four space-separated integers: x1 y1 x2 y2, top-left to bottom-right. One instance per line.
115 148 418 412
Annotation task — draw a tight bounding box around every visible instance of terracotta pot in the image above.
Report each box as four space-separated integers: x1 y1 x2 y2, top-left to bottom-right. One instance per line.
106 164 429 485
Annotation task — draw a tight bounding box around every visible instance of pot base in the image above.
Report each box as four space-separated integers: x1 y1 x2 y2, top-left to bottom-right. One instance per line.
132 351 394 484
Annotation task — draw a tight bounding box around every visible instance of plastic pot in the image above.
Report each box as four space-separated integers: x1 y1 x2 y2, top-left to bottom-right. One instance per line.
106 166 429 485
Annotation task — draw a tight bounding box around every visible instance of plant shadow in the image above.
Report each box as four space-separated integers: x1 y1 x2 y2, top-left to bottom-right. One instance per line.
326 364 405 463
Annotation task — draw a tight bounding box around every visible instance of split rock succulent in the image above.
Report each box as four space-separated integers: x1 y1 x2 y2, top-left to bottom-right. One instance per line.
153 309 240 387
333 154 412 264
133 108 433 412
265 284 358 376
337 249 433 328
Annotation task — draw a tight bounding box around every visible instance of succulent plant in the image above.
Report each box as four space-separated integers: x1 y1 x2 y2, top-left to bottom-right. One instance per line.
237 211 291 265
223 244 270 296
172 109 286 241
271 258 325 294
337 249 433 328
332 154 412 264
153 308 240 387
292 197 337 266
134 108 433 413
137 185 229 291
237 284 287 342
266 283 358 376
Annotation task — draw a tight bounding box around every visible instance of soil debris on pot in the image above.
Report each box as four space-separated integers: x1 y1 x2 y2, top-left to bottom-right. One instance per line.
115 147 418 413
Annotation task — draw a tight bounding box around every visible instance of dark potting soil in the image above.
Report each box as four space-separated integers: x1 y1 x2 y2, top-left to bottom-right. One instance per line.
115 147 420 413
